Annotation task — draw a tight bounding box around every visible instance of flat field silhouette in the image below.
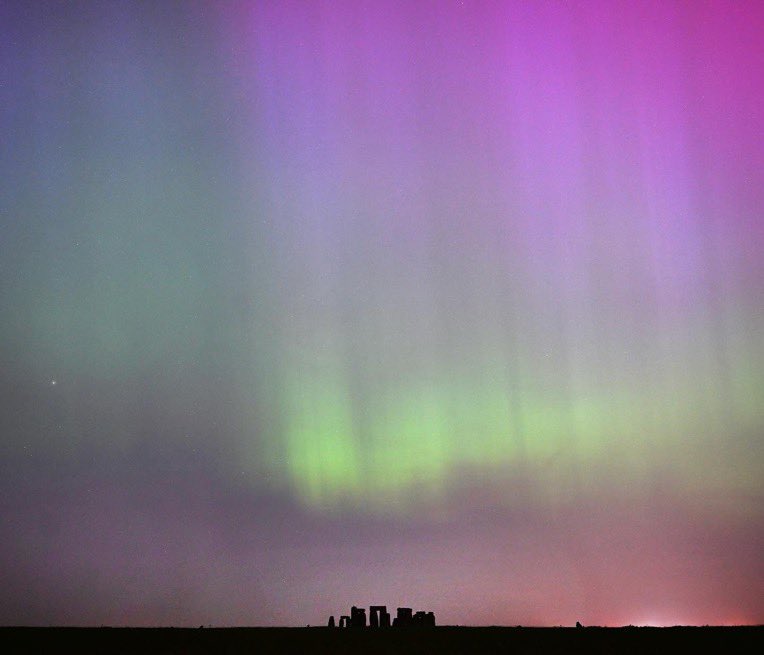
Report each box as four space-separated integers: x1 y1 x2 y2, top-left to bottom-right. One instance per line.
2 625 762 654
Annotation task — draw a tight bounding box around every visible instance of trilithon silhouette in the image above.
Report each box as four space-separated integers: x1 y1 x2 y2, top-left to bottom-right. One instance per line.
330 605 434 629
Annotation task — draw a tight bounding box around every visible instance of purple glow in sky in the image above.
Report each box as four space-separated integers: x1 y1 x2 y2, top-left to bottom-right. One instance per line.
1 0 762 627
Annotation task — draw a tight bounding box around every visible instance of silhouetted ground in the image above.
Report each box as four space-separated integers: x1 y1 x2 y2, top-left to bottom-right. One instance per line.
1 626 762 654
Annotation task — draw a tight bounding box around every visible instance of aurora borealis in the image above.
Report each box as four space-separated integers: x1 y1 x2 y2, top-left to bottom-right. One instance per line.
1 0 763 627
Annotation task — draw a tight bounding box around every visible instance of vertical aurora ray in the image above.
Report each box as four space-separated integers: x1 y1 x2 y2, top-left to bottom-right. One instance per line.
222 0 764 512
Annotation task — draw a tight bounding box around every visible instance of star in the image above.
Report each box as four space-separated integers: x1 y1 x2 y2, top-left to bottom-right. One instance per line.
51 379 57 386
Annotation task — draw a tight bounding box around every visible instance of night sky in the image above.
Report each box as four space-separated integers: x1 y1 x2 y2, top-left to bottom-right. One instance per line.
1 0 763 627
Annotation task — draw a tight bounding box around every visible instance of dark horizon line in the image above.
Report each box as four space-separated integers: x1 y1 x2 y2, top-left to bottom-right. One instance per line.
2 624 762 629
